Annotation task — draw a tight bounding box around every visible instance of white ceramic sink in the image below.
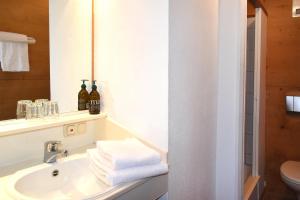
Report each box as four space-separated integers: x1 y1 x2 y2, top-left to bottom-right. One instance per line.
5 154 118 200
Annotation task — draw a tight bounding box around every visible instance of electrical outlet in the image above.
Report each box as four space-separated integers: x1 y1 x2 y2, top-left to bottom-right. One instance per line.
64 125 77 136
63 122 86 137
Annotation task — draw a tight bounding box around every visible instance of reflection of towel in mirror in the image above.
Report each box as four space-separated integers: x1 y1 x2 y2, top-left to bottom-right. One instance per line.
0 32 29 72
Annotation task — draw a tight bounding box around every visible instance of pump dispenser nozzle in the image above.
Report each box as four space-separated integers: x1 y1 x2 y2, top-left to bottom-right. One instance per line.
81 79 89 89
91 80 97 90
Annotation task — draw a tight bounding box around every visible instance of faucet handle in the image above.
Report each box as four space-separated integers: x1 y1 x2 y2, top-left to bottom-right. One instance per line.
45 141 62 152
63 150 69 157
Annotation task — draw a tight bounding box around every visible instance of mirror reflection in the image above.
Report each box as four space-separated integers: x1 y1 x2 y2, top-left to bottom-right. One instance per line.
0 0 93 121
0 0 50 121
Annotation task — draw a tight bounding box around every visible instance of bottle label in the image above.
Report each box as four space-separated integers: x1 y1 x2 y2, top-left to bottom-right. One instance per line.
89 100 100 114
78 99 87 110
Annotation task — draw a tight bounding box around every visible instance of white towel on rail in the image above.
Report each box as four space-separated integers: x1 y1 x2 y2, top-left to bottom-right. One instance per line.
0 31 30 72
0 32 28 43
87 148 168 186
96 138 161 170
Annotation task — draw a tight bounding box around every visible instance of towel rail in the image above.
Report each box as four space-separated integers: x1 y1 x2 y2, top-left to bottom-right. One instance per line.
26 37 36 44
0 36 36 44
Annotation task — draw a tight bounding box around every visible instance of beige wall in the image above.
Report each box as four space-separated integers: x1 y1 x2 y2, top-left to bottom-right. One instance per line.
169 0 219 199
94 0 168 150
50 0 92 113
216 0 247 199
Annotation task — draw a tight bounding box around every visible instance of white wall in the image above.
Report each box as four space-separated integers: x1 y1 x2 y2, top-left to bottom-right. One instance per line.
94 0 168 150
168 0 219 199
216 0 247 199
50 0 92 113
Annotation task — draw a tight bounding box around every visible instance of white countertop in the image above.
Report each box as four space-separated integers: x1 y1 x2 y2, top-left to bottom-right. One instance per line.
0 111 106 137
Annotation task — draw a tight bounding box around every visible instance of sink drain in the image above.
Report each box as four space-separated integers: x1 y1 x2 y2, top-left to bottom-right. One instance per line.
52 169 59 177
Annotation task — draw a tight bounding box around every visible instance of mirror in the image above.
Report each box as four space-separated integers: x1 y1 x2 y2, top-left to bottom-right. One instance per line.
0 0 93 121
0 0 50 121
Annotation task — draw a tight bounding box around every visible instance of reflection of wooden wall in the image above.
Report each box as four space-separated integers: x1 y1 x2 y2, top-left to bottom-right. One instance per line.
0 0 50 120
248 0 256 17
263 0 300 199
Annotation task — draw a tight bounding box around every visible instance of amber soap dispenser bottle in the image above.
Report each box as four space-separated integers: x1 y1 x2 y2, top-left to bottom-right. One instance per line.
89 80 100 114
78 79 90 111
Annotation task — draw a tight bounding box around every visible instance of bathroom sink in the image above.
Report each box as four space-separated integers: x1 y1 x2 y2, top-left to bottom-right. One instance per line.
5 154 119 200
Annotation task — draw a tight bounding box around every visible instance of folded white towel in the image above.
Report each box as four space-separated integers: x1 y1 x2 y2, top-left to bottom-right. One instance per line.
96 138 161 170
87 149 168 186
0 32 30 72
87 148 118 171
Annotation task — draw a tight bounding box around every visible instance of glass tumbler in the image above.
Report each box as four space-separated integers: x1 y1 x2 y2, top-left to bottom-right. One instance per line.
43 101 51 117
35 99 48 117
35 103 44 118
25 103 37 119
44 101 59 117
51 101 59 117
16 100 32 119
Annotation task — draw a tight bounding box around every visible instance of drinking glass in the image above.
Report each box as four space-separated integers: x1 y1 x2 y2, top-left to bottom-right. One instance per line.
35 102 44 118
43 101 51 117
16 100 32 119
44 101 59 117
51 101 59 117
25 103 37 119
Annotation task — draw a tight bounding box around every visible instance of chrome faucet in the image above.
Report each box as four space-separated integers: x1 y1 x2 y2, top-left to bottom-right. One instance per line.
44 141 68 163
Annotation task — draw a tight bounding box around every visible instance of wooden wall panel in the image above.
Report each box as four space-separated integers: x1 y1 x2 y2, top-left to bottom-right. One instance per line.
0 0 50 120
264 0 300 199
248 0 256 17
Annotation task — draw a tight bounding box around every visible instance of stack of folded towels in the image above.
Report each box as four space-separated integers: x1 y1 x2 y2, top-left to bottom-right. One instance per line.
87 138 168 186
